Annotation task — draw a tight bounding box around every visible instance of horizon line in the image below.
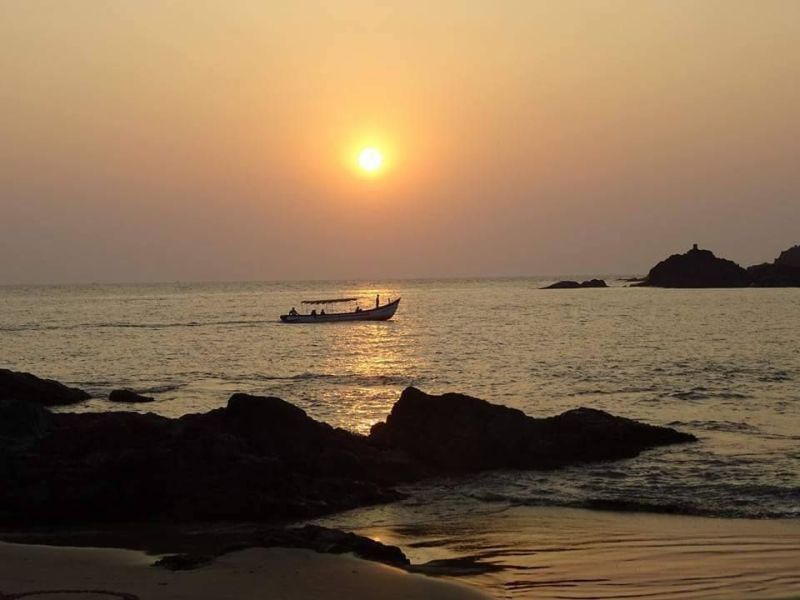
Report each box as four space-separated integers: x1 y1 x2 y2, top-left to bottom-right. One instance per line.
0 272 647 289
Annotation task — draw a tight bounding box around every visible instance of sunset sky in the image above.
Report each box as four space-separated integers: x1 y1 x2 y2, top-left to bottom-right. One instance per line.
1 1 799 284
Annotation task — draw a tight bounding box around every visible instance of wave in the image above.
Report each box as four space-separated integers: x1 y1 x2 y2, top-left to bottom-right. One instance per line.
570 386 657 396
462 490 800 520
669 387 710 400
0 319 277 332
667 419 761 433
136 383 185 394
222 372 411 387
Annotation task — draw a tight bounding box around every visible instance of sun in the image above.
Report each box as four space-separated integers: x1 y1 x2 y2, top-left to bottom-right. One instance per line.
358 147 383 173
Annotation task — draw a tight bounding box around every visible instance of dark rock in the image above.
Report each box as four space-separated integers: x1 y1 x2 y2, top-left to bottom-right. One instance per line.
109 389 155 403
249 525 409 566
0 398 52 439
580 278 607 288
747 262 800 287
153 552 214 570
543 279 607 289
0 399 53 482
746 244 800 286
638 245 751 288
0 369 90 406
775 245 800 268
544 280 582 289
1 392 418 526
151 525 409 571
369 387 695 471
0 376 695 528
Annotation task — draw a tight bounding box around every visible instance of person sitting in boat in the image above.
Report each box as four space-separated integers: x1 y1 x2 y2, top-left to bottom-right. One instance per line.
289 307 298 316
375 294 380 308
311 309 317 316
320 309 326 315
355 306 362 312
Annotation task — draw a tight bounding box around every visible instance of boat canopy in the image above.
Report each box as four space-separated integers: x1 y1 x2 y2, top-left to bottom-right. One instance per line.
301 297 359 304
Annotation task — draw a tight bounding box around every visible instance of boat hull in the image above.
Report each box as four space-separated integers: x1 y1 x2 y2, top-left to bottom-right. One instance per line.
280 298 400 323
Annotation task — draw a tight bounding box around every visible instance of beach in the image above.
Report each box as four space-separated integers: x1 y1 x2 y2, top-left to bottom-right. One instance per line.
2 508 798 600
0 542 490 600
316 504 800 599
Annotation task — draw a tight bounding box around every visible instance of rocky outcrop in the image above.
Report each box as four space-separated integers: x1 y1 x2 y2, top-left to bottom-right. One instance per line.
369 388 694 471
0 398 52 439
0 379 694 527
108 389 154 403
543 279 607 289
153 525 409 570
747 245 800 286
638 245 751 288
1 393 418 525
747 262 800 287
775 245 800 268
0 369 90 406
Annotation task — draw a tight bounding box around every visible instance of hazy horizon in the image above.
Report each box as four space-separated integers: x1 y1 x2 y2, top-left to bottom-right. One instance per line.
2 1 799 285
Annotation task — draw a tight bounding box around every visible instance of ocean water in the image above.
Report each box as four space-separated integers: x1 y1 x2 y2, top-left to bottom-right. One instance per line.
2 279 799 597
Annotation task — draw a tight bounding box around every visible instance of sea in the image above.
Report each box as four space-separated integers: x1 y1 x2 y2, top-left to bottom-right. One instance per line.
2 279 799 599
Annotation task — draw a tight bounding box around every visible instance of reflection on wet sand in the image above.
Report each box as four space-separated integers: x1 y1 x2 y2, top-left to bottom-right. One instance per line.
315 505 800 599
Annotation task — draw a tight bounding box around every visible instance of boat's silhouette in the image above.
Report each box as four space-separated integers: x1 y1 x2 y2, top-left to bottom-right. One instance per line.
280 298 400 323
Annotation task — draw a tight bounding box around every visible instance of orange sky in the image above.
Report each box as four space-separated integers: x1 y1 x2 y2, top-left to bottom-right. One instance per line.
1 1 799 283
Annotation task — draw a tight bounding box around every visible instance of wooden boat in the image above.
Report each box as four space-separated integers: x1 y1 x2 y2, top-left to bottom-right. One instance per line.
280 298 400 323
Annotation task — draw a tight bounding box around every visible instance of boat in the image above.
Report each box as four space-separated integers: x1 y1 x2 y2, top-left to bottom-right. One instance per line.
280 297 401 323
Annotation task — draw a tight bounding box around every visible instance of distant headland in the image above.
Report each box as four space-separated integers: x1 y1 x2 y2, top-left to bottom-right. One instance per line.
545 244 800 289
636 243 800 288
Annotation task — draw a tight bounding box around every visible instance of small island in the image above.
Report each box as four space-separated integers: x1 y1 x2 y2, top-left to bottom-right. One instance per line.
636 243 800 288
542 279 607 289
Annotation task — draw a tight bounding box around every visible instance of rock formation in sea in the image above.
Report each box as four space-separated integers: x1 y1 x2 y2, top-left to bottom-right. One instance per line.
0 370 695 527
747 244 800 286
369 387 694 470
108 389 155 403
638 244 751 288
775 245 800 268
542 279 608 289
0 369 90 406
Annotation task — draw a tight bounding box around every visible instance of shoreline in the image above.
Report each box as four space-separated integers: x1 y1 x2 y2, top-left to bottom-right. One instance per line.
314 504 800 599
2 507 798 600
0 541 491 600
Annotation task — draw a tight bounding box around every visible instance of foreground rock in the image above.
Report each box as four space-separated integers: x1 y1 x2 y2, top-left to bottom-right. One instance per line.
638 244 751 288
370 388 695 471
154 525 409 570
0 369 90 406
0 381 694 527
543 279 607 289
109 389 154 403
1 392 418 525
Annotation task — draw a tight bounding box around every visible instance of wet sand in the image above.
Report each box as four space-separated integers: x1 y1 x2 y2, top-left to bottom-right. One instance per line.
315 505 800 599
0 542 491 600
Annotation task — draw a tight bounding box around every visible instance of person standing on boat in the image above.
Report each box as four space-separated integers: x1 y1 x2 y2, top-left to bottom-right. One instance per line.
375 294 380 308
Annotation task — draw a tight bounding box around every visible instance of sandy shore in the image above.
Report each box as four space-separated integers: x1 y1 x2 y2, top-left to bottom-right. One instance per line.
315 504 800 599
0 542 492 600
